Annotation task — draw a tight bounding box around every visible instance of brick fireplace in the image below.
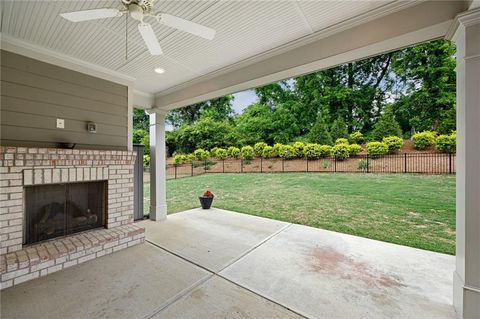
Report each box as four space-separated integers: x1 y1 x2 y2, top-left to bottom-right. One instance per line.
0 146 145 289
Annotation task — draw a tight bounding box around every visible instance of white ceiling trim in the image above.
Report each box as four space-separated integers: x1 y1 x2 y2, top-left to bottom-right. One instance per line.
133 89 155 109
155 0 422 97
0 33 135 86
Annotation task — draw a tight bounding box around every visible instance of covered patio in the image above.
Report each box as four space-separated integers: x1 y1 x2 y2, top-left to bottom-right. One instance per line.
1 0 479 318
2 208 455 319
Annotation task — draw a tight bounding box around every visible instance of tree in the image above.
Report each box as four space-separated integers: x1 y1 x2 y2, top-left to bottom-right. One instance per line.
234 103 274 146
269 101 302 144
255 81 293 108
370 107 403 141
330 117 348 141
390 40 456 133
308 113 333 145
166 95 234 128
172 117 235 153
149 39 456 153
133 108 149 131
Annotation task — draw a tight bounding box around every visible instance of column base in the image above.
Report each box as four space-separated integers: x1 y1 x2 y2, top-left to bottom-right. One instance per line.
453 270 480 318
149 204 167 221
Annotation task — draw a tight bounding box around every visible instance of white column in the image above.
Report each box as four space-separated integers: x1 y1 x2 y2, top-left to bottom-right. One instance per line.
450 8 480 319
149 111 167 221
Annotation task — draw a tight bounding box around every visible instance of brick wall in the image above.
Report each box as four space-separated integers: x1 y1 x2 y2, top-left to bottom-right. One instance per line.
0 146 137 255
0 146 145 289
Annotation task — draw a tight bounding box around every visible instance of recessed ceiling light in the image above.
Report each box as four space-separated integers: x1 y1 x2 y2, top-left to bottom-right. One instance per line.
154 68 165 74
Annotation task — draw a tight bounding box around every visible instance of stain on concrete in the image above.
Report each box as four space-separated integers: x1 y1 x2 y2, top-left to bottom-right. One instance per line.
308 246 405 290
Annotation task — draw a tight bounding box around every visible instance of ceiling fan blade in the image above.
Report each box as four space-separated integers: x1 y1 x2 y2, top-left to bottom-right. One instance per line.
160 14 216 40
60 8 122 22
138 23 163 55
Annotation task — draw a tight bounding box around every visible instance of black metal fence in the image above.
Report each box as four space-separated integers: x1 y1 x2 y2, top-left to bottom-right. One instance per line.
166 153 456 180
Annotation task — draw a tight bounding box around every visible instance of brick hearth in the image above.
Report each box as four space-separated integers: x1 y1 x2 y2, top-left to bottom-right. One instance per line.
0 146 145 289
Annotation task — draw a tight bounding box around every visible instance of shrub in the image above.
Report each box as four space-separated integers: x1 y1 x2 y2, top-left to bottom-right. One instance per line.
241 146 254 160
278 145 296 159
322 160 331 169
371 107 403 141
330 117 349 141
349 131 364 144
261 146 275 158
186 153 196 163
348 144 362 155
358 159 369 171
308 113 333 145
366 142 388 158
214 148 228 159
303 143 321 159
292 142 305 157
436 132 456 153
193 149 209 160
335 138 349 145
227 146 241 158
318 145 332 158
382 136 403 153
412 131 436 150
332 143 350 160
253 142 268 157
272 143 284 157
143 154 150 167
210 147 220 158
173 154 187 166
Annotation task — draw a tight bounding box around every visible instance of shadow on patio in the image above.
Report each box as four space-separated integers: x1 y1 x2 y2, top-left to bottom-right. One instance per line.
1 208 455 319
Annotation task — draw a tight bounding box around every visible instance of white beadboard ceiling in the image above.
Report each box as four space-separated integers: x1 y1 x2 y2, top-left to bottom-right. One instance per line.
1 0 397 94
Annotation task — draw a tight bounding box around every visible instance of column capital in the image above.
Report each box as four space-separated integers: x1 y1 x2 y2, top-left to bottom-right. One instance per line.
446 7 480 40
146 108 167 116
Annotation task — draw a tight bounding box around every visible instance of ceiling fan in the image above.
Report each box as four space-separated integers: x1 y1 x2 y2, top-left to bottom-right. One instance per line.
60 0 216 55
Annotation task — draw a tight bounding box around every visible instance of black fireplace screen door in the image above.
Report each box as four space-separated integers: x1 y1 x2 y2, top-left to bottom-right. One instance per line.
25 181 106 245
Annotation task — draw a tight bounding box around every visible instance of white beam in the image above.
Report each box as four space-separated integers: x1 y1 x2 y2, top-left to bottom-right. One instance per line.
154 0 467 111
133 90 155 110
449 8 480 319
148 111 167 221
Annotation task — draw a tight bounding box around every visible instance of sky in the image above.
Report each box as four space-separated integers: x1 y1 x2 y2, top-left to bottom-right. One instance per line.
231 89 258 114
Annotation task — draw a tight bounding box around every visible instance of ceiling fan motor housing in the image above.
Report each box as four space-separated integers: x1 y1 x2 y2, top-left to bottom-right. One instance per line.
128 4 145 21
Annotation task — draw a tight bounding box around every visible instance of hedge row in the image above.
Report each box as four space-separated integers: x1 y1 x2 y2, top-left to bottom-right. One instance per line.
412 131 456 153
172 132 456 165
174 137 391 165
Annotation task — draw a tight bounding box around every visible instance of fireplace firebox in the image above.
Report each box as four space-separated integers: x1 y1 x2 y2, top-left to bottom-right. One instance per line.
24 181 106 245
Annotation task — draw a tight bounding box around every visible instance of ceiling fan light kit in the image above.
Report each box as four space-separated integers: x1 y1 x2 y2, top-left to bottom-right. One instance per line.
60 0 216 56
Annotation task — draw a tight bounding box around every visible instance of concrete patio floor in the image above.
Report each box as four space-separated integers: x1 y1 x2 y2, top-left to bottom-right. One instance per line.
1 208 456 319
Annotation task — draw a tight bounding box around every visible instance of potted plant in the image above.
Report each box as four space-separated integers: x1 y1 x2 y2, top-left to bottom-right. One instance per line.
199 190 214 209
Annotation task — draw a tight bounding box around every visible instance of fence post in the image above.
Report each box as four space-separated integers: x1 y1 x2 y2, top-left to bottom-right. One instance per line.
191 162 193 176
404 153 407 173
223 159 225 173
241 158 243 173
366 155 369 173
260 158 263 173
306 158 309 172
174 165 177 179
334 157 337 172
449 153 452 174
282 158 285 172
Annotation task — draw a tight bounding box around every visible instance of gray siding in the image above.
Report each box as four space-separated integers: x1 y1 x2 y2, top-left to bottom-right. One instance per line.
0 50 128 150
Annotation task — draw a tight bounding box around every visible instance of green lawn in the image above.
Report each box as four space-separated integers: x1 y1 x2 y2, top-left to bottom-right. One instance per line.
165 173 456 255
